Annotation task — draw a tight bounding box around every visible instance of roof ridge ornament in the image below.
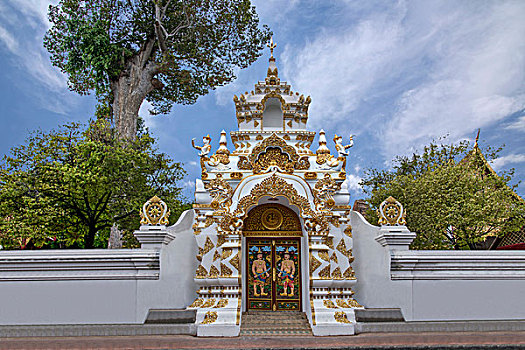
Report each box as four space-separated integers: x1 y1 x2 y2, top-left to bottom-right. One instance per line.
474 128 480 148
267 36 277 59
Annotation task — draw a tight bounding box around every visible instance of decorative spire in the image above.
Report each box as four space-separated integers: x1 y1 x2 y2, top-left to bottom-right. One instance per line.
267 36 277 59
216 130 230 155
316 129 331 155
474 129 480 148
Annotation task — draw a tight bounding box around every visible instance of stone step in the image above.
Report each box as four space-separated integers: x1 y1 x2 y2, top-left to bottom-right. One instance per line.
240 311 312 336
355 308 405 323
144 309 196 324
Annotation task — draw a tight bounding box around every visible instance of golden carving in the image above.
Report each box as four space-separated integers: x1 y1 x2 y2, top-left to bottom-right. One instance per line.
336 299 350 308
318 251 330 262
189 298 204 308
220 263 233 277
209 265 220 278
234 175 316 219
238 156 252 170
216 234 226 248
347 298 362 308
310 253 322 275
378 196 406 226
204 174 233 211
330 253 338 263
334 311 352 323
243 203 301 233
249 134 309 173
222 248 232 260
304 172 317 180
344 225 353 237
343 267 356 279
230 172 243 179
201 311 218 324
229 251 240 272
140 195 170 226
256 135 263 140
213 250 221 261
332 267 342 279
203 237 215 255
195 265 207 278
261 208 284 230
336 239 353 259
314 174 341 211
213 299 229 308
323 300 338 309
318 265 331 279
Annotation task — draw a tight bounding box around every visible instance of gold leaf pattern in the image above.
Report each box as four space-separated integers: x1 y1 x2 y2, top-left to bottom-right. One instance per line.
336 299 350 308
195 265 207 278
189 298 204 308
347 298 362 308
201 311 218 324
220 263 233 277
334 311 352 324
213 250 221 261
343 267 356 279
344 225 353 237
330 253 338 263
213 299 229 308
310 253 322 275
203 237 215 255
318 265 331 279
230 251 240 272
222 248 232 260
318 251 330 262
202 298 216 308
209 265 220 278
332 267 342 279
323 300 338 309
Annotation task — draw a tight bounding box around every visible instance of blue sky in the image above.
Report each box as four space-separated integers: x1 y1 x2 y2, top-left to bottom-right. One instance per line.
0 0 524 202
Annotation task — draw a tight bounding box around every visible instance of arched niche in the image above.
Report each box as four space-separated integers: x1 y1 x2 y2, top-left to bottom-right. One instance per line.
262 97 283 130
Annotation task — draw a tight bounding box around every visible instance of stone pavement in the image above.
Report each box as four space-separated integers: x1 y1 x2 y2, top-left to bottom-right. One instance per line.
1 331 525 350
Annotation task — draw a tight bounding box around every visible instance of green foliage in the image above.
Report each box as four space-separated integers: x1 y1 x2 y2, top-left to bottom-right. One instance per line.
44 0 272 113
361 141 525 250
0 120 188 249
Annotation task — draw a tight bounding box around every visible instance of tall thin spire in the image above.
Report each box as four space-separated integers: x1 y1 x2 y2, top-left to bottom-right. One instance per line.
267 36 277 59
474 129 480 148
265 37 279 85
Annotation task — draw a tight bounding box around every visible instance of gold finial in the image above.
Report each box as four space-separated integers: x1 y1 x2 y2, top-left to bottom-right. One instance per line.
474 129 480 148
140 195 170 226
267 36 277 58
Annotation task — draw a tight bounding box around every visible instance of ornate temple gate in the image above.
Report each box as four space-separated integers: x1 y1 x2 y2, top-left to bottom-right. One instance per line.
244 204 302 311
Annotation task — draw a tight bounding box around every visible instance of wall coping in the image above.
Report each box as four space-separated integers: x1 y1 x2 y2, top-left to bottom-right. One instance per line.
0 249 160 281
391 250 525 280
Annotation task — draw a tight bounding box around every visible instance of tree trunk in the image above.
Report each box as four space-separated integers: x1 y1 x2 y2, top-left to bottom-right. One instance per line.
85 225 97 249
112 39 158 140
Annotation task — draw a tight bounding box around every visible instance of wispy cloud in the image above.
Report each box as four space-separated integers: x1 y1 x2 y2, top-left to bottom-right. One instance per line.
280 1 525 160
491 154 525 171
505 115 525 132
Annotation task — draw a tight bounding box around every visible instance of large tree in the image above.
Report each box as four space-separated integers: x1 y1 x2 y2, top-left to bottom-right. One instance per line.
0 120 188 249
44 0 271 139
360 141 525 250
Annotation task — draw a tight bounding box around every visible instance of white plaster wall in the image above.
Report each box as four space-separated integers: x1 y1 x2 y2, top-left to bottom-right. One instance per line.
351 210 525 321
0 209 198 325
136 209 199 322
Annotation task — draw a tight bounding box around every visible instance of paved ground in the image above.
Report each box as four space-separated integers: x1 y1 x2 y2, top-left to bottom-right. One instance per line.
1 331 525 350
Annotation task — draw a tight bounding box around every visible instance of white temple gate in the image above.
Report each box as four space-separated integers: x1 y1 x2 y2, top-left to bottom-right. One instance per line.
188 41 361 336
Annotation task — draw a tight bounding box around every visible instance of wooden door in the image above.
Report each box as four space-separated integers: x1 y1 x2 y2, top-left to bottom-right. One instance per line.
246 237 301 311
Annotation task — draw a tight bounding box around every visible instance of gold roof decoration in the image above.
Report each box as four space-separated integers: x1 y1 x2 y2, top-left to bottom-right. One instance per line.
140 195 170 226
378 196 406 226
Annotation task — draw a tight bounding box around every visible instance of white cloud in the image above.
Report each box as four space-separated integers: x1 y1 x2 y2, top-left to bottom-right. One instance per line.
139 100 157 130
491 154 525 171
505 115 525 132
280 1 525 160
346 174 363 193
0 25 18 53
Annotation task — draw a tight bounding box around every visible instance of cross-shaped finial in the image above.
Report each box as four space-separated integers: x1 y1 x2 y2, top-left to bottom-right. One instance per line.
267 37 277 58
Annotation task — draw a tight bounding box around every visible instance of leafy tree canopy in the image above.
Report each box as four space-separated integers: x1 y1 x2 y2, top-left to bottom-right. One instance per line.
360 140 525 250
0 120 189 249
44 0 271 139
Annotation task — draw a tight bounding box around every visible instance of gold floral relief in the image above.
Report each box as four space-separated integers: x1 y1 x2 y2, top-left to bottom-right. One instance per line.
189 298 204 308
332 267 342 279
378 196 406 226
209 265 220 278
330 253 338 263
201 311 218 324
229 251 240 272
310 253 322 275
323 299 338 309
140 195 170 226
220 263 233 277
347 298 362 308
318 265 331 279
318 251 330 262
204 175 233 211
336 299 350 308
203 237 215 255
230 172 243 179
213 299 229 308
216 234 226 248
201 298 216 308
343 267 356 279
213 250 221 262
222 247 232 260
334 311 352 324
344 225 353 237
195 265 207 279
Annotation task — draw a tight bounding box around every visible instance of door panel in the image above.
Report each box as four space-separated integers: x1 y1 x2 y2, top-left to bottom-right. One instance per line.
247 237 301 311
